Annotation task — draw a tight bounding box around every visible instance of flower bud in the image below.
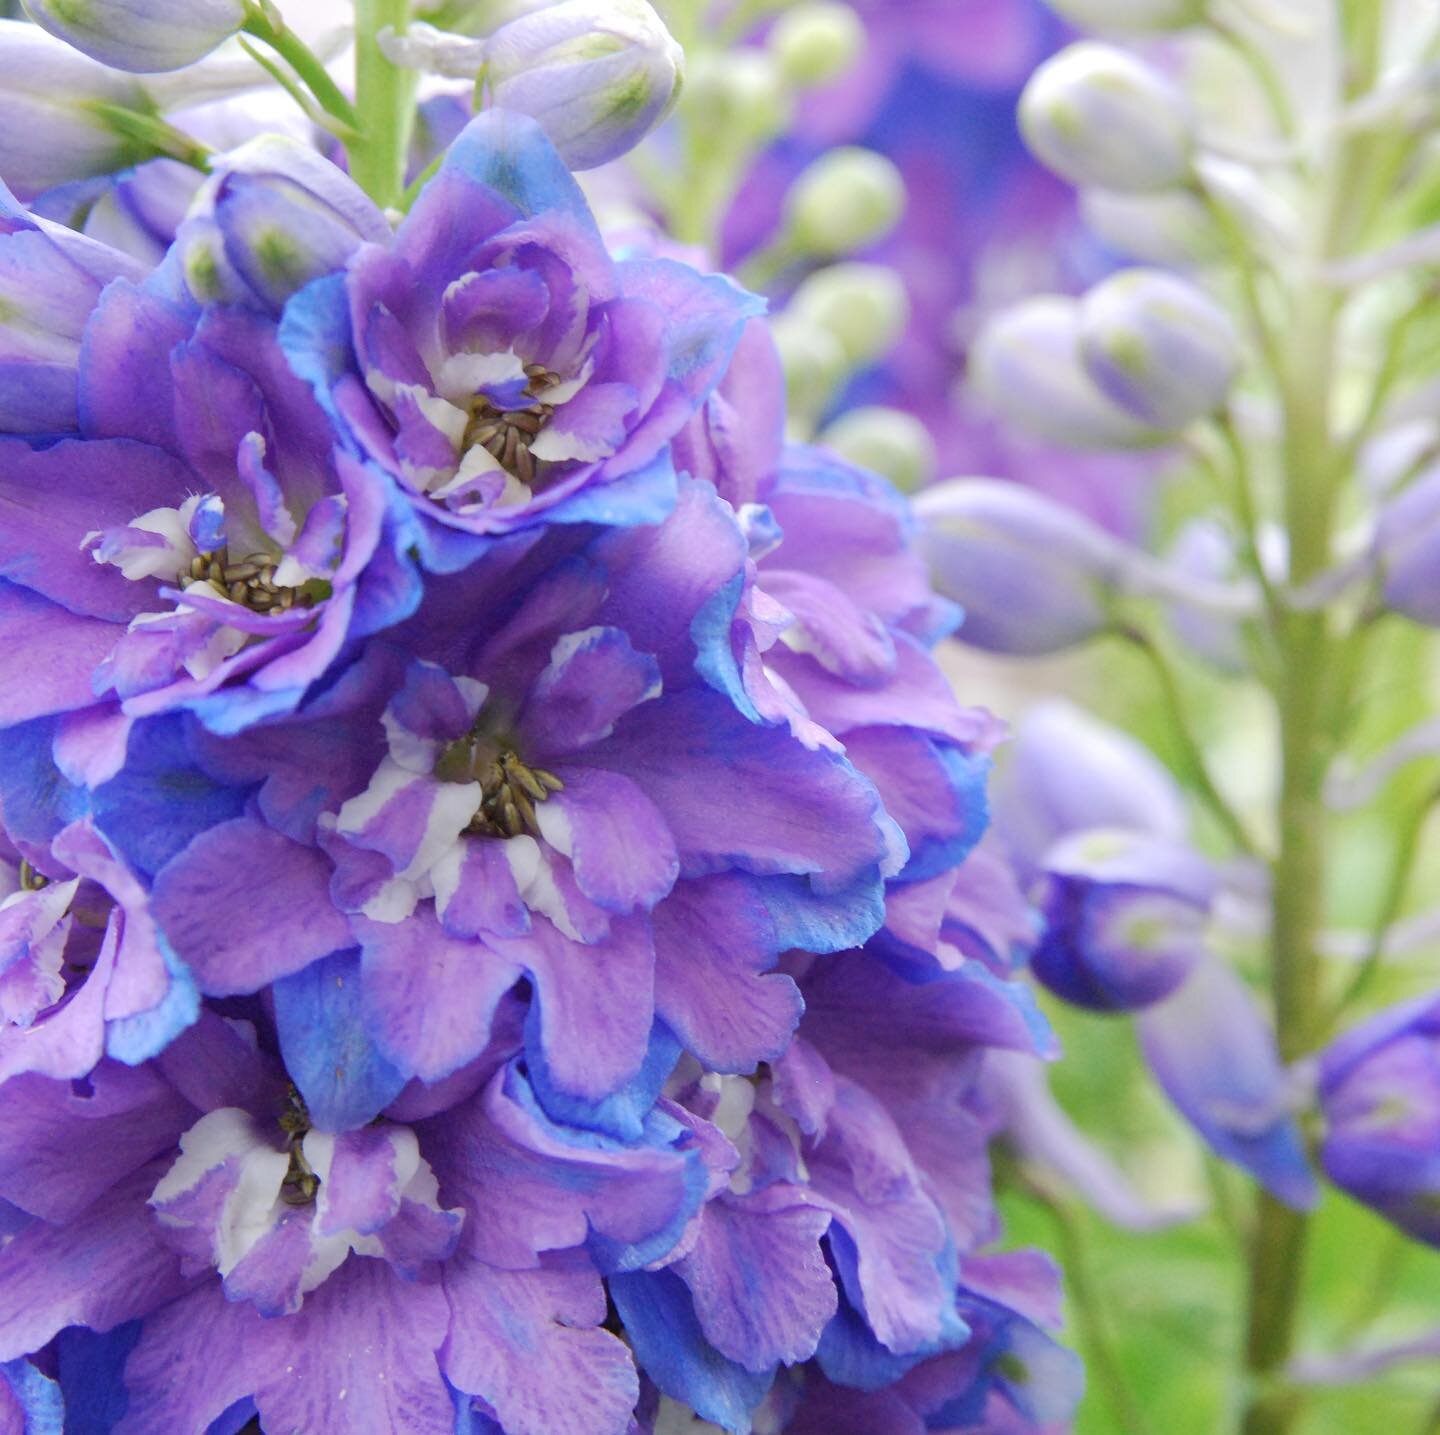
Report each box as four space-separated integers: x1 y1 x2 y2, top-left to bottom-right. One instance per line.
0 173 145 433
787 260 908 367
1320 995 1440 1244
819 406 935 492
176 135 391 312
0 19 149 200
1140 956 1319 1209
768 2 863 88
1376 466 1440 626
971 296 1162 449
785 146 905 256
484 0 685 169
1043 0 1206 32
683 50 789 149
913 478 1122 654
1080 187 1223 266
994 700 1191 879
1019 42 1193 192
1032 828 1215 1012
22 0 246 72
769 311 847 423
1078 268 1239 430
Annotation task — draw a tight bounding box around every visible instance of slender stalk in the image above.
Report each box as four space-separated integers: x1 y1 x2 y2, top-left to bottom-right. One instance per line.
1028 1183 1157 1435
85 103 214 173
1239 269 1338 1435
1239 2 1388 1417
349 0 418 210
1326 783 1440 1030
242 2 358 129
1112 624 1262 859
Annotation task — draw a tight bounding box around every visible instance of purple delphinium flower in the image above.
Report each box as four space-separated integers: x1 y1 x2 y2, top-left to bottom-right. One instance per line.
0 1010 710 1433
1319 994 1440 1244
0 816 197 1082
0 249 419 749
124 482 902 1133
609 944 1060 1433
282 109 760 571
0 84 1087 1434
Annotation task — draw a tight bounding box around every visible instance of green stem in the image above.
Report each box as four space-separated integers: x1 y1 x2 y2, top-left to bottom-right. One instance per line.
85 103 214 173
1112 625 1261 859
1030 1185 1157 1435
1239 290 1338 1435
1239 0 1390 1411
242 2 358 129
350 0 418 210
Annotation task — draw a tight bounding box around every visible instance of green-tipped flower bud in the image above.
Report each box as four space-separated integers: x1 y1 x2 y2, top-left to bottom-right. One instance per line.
788 261 908 367
684 49 790 148
785 146 905 256
972 296 1163 449
820 406 936 493
22 0 245 73
770 312 847 424
1020 42 1193 192
1078 268 1239 430
483 0 685 168
768 3 864 88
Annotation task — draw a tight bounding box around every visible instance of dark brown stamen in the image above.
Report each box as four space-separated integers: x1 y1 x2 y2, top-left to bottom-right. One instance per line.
18 859 48 892
435 729 564 840
460 363 561 488
278 1085 320 1207
182 550 314 616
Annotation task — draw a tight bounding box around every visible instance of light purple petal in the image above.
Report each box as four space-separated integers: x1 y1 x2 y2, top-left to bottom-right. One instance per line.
150 817 351 995
442 1255 639 1435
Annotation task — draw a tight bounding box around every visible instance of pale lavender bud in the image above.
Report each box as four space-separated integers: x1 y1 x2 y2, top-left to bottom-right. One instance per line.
1043 0 1206 32
23 0 246 72
0 19 148 199
1079 268 1239 430
484 0 684 169
1376 466 1440 625
972 296 1163 449
1080 187 1224 267
1139 957 1319 1208
913 478 1120 654
994 700 1191 878
1020 42 1194 192
1032 827 1215 1011
176 135 390 311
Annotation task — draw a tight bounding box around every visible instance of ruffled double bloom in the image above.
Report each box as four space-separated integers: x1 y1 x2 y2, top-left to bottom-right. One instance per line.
0 113 1073 1434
